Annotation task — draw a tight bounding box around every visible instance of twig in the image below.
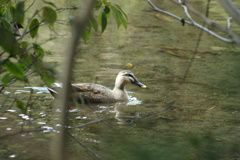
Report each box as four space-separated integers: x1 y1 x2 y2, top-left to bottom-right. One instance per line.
0 128 46 139
72 107 170 129
172 0 240 43
178 0 196 24
71 117 116 129
88 105 117 129
67 132 103 160
24 0 36 13
56 7 79 12
18 20 45 41
18 10 38 39
218 0 240 26
227 17 232 29
183 0 210 80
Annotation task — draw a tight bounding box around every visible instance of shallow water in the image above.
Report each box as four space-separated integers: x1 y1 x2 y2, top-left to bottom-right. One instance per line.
1 0 240 160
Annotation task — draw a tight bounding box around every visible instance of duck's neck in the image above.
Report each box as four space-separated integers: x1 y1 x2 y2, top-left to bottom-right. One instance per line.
113 79 128 101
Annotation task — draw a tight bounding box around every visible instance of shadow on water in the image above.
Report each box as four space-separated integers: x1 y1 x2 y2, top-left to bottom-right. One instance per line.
1 0 240 159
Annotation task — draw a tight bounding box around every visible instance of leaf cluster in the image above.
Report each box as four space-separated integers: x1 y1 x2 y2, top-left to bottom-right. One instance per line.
0 0 128 88
81 0 128 42
0 0 57 87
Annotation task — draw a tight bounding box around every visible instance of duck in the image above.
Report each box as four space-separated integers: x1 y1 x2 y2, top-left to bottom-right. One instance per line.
47 70 147 104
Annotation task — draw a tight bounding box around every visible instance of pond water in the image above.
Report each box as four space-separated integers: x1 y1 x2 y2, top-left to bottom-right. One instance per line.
1 0 240 160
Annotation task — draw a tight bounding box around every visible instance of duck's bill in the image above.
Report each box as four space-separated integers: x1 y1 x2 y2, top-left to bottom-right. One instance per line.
133 80 147 88
141 85 147 88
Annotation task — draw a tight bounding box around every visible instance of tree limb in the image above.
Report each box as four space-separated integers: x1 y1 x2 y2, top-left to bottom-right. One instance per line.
218 0 240 26
147 0 240 43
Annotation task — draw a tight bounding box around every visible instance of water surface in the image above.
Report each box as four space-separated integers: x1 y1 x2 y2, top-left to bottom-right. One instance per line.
0 0 240 159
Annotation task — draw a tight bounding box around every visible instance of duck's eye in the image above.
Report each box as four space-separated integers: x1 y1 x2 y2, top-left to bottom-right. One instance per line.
125 74 135 79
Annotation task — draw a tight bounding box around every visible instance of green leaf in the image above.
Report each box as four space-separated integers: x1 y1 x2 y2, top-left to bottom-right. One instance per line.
1 74 12 86
20 54 32 66
4 61 24 80
40 70 55 85
82 27 91 42
16 100 27 114
0 20 21 56
43 0 57 8
15 1 25 24
104 6 110 14
94 1 102 10
99 10 107 33
89 16 98 32
4 7 13 23
42 6 57 25
29 18 39 38
111 5 128 29
0 17 12 32
20 41 29 50
33 43 44 59
0 0 9 6
45 50 53 55
115 5 128 20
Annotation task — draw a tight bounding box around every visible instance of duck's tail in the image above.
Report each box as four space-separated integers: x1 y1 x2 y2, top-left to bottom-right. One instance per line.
46 83 62 98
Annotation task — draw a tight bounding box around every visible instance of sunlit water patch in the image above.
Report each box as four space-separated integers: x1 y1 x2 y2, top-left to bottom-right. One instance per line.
127 95 142 105
24 87 50 94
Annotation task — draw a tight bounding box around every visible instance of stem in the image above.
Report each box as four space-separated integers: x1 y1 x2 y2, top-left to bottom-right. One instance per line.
51 1 96 160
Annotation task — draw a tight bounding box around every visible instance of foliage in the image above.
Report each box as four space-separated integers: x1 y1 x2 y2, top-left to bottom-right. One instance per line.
0 0 128 88
81 0 128 42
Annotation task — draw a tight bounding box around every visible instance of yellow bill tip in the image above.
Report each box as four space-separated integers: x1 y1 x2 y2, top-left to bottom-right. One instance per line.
141 85 147 88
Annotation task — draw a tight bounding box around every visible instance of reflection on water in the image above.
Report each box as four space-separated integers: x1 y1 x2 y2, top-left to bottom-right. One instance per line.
1 0 240 159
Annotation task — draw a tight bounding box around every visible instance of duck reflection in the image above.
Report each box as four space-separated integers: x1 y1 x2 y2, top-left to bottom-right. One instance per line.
114 96 142 124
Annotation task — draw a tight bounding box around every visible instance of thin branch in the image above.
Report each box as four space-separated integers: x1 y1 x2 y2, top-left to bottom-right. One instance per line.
24 0 36 13
20 10 39 38
87 105 118 129
178 0 196 24
72 107 170 129
182 0 210 81
17 20 45 41
227 17 232 29
171 0 240 43
218 0 240 26
0 128 47 139
56 7 79 12
146 0 240 43
67 132 103 160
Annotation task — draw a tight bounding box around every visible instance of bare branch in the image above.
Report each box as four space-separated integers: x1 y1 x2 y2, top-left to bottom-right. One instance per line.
147 0 240 43
67 132 103 160
227 17 232 29
218 0 240 26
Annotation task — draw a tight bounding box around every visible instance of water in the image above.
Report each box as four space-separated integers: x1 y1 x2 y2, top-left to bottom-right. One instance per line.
1 0 240 159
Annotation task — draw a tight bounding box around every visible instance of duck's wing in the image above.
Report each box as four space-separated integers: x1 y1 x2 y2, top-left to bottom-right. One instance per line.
71 83 110 92
71 83 116 103
47 83 116 103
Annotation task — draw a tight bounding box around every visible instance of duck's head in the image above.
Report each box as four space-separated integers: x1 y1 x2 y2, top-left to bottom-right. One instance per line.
115 70 147 89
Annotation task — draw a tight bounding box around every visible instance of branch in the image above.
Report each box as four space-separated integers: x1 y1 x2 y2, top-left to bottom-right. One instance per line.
146 0 240 43
174 0 240 43
71 107 170 129
218 0 240 26
67 132 103 159
51 1 97 160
